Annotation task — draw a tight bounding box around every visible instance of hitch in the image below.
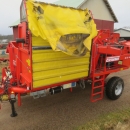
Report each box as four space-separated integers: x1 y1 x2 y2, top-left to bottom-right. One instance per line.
9 99 17 117
0 75 18 117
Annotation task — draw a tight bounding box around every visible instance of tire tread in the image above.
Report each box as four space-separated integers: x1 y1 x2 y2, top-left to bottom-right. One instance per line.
106 76 124 100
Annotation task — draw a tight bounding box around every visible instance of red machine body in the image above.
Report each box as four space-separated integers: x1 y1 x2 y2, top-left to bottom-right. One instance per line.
1 27 130 104
1 0 130 117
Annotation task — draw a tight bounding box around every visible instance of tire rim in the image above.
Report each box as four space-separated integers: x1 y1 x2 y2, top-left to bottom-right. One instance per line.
115 82 123 96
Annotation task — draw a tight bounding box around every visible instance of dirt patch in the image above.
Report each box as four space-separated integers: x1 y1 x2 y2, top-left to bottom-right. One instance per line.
102 117 130 130
115 122 130 130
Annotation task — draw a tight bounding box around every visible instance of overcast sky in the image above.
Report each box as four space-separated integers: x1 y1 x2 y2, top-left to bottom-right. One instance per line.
0 0 130 35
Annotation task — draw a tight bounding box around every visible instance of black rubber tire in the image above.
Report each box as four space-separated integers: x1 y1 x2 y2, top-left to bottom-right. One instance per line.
105 76 124 100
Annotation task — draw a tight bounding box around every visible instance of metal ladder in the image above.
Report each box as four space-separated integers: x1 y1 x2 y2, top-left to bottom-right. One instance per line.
90 43 106 102
91 75 105 102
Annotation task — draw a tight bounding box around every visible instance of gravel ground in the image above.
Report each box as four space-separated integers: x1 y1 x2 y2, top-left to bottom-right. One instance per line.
0 69 130 130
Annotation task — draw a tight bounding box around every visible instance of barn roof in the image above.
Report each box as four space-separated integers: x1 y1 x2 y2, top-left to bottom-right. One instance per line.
115 27 130 32
103 0 118 22
10 19 20 27
54 0 118 22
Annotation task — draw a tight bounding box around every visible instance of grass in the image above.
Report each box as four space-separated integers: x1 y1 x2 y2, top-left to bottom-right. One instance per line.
76 108 130 130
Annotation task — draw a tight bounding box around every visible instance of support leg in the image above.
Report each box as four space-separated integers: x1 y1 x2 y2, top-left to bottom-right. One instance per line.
70 88 73 92
9 99 17 117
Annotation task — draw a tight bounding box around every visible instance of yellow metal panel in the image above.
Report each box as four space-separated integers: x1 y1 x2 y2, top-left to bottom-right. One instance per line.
33 50 86 62
33 58 89 72
32 36 50 46
32 49 90 88
33 72 88 88
33 65 88 81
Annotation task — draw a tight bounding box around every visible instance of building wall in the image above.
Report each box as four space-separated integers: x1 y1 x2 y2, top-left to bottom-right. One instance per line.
13 27 18 40
80 0 114 21
94 19 114 32
114 30 130 37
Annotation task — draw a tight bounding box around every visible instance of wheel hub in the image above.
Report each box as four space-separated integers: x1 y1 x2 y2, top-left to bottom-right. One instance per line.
115 82 122 96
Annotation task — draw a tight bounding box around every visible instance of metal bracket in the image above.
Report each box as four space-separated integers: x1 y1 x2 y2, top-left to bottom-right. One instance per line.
30 90 46 99
79 79 86 89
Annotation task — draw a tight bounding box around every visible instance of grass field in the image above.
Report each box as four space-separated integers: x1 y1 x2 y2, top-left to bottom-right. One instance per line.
77 107 130 130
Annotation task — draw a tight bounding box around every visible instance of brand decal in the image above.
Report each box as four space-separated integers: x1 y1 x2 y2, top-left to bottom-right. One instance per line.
106 56 120 62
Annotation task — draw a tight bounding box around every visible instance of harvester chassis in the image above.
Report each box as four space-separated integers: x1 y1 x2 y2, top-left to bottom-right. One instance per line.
1 29 130 117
